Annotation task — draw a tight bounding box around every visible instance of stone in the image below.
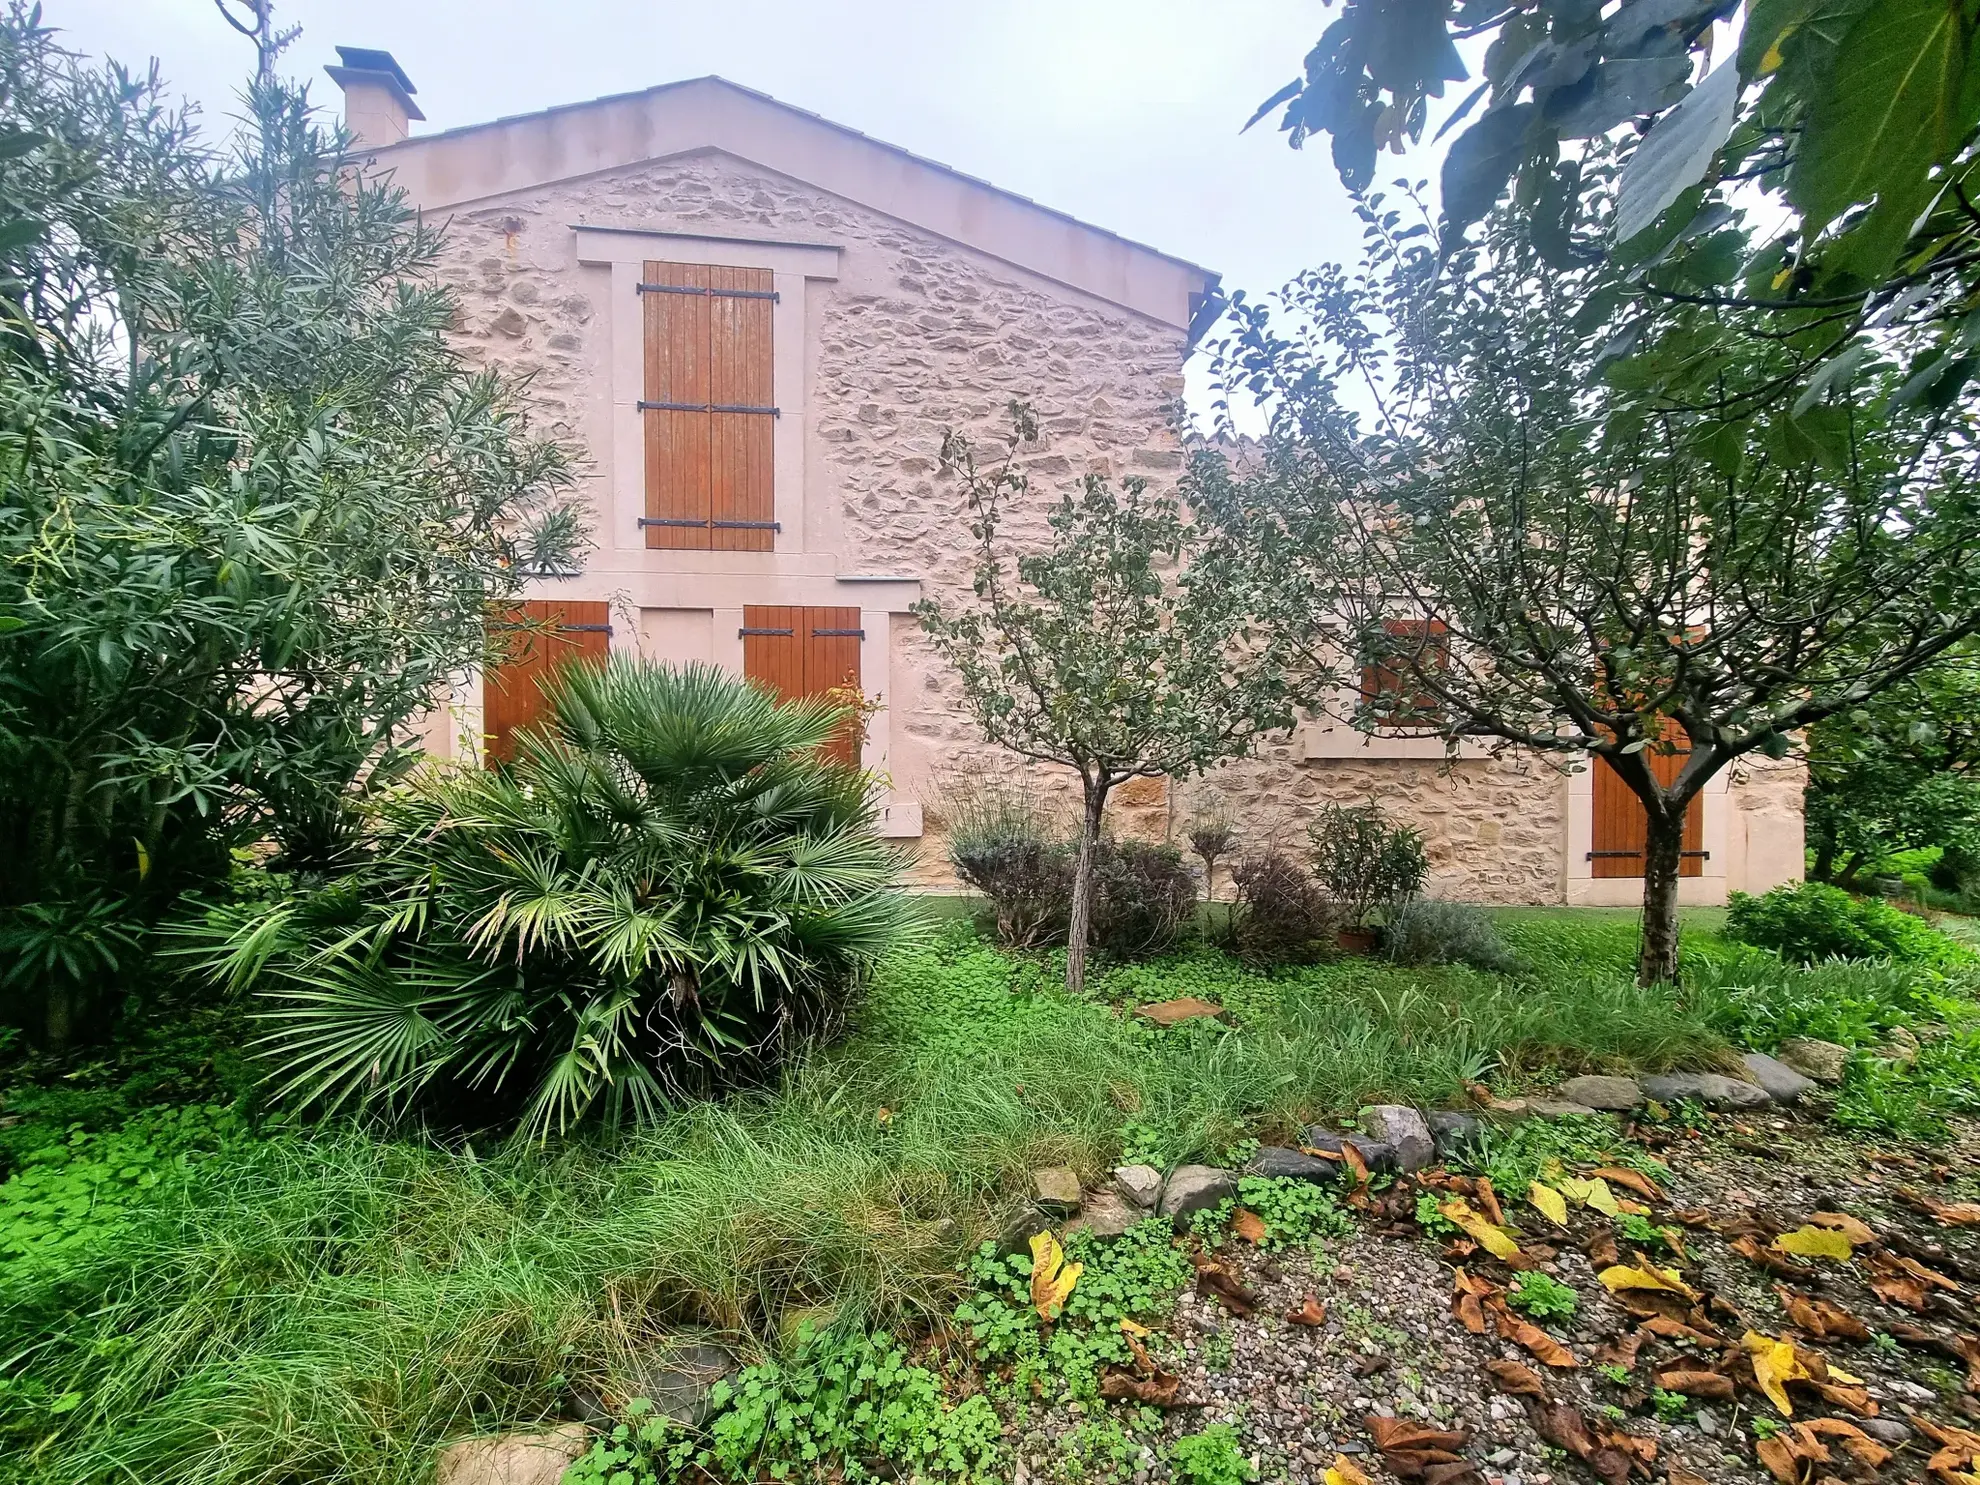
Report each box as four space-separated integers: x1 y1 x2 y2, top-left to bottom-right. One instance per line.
1875 1024 1921 1068
1640 1072 1772 1109
1740 1051 1815 1103
1359 1105 1435 1172
1112 1163 1163 1208
635 1340 738 1426
1246 1146 1344 1184
1693 1406 1723 1438
1300 1127 1398 1171
1557 1075 1644 1111
1135 997 1223 1027
1157 1164 1235 1219
1777 1036 1851 1085
1860 1418 1912 1445
1427 1110 1483 1159
435 1425 590 1485
1067 1189 1140 1240
489 306 527 337
1032 1166 1082 1213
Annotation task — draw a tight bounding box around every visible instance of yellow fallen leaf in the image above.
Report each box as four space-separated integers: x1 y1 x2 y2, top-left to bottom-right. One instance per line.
1326 1454 1374 1485
1119 1317 1149 1337
1442 1198 1523 1261
1809 1211 1877 1246
1744 1330 1813 1417
1559 1175 1621 1217
1528 1182 1569 1228
1029 1230 1082 1322
1773 1225 1856 1262
1828 1362 1864 1385
1598 1261 1699 1302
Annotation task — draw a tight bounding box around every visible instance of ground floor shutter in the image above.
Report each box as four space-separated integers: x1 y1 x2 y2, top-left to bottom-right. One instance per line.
483 599 611 765
740 604 862 767
1590 748 1705 878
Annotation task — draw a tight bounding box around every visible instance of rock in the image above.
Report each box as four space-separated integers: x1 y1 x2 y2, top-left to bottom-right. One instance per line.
1246 1146 1344 1184
1777 1036 1851 1085
636 1341 737 1426
1113 1163 1163 1208
1032 1166 1081 1213
1640 1071 1771 1109
1135 997 1224 1027
1300 1127 1398 1172
1860 1418 1912 1445
1427 1111 1482 1159
1557 1075 1644 1111
1359 1105 1435 1172
489 306 528 338
435 1425 590 1485
1067 1189 1140 1239
1157 1164 1235 1219
1874 1025 1921 1068
1740 1051 1815 1103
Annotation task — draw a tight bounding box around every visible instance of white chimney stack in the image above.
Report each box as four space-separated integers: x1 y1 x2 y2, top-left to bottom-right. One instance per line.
325 46 423 150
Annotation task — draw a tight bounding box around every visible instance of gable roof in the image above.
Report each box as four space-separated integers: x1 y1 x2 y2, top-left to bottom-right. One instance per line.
358 74 1218 331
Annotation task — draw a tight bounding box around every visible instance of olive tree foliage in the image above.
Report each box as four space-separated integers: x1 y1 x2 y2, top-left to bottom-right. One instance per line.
0 9 580 1041
1200 174 1980 986
915 404 1300 992
1247 1 1980 416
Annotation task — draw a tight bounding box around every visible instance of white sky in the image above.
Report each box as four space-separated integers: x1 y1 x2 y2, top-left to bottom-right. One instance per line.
47 0 1374 311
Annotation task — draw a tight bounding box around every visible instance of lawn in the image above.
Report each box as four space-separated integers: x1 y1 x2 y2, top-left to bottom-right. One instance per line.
0 905 1974 1483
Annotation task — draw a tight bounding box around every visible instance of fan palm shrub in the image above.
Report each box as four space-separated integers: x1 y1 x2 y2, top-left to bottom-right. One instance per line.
186 658 910 1137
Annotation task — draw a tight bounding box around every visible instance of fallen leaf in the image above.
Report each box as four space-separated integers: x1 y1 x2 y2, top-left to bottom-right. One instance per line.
1560 1175 1622 1217
1898 1186 1980 1227
1867 1249 1959 1311
1451 1267 1494 1335
1652 1368 1735 1400
1484 1358 1548 1397
1592 1326 1646 1370
1529 1182 1569 1228
1192 1256 1257 1316
1755 1428 1829 1485
1325 1455 1373 1485
1528 1399 1597 1458
1286 1293 1328 1326
1487 1294 1578 1368
1668 1468 1709 1485
1598 1260 1699 1302
1810 1379 1879 1416
1773 1224 1857 1262
1808 1210 1878 1246
1441 1199 1522 1261
1585 1226 1621 1269
1591 1166 1663 1201
1029 1231 1082 1322
1668 1207 1716 1228
1341 1140 1370 1188
1365 1415 1471 1480
1638 1312 1724 1347
1732 1232 1815 1279
1801 1416 1891 1468
1774 1284 1870 1342
1474 1177 1507 1229
1099 1366 1184 1407
1743 1330 1814 1417
1231 1207 1268 1244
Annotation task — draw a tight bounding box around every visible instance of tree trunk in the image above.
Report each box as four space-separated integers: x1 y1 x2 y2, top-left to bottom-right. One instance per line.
1637 805 1686 987
1066 778 1108 994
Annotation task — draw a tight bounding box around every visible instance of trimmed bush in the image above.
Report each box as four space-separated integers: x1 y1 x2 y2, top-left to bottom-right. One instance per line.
1725 881 1968 966
1307 802 1428 928
1385 899 1521 972
1090 841 1198 958
184 659 910 1137
1228 852 1338 967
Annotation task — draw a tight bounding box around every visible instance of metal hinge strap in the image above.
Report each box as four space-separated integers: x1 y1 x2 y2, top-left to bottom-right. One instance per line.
1585 850 1712 860
637 400 780 417
637 517 782 532
638 282 779 303
812 628 865 638
739 627 793 637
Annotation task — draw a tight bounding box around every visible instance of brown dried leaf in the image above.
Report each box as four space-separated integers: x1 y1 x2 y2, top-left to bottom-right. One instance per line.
1475 1176 1507 1229
1591 1166 1662 1201
1668 1469 1709 1485
1366 1417 1469 1454
1591 1326 1647 1370
1585 1225 1621 1269
1484 1358 1548 1397
1638 1312 1725 1348
1451 1266 1495 1336
1286 1293 1328 1326
1808 1210 1878 1246
1486 1294 1578 1368
1897 1185 1980 1227
1099 1366 1185 1407
1800 1417 1891 1470
1192 1257 1257 1316
1809 1380 1879 1417
1653 1368 1736 1400
1341 1140 1370 1188
1230 1207 1269 1244
1733 1232 1816 1280
1775 1285 1871 1342
1525 1400 1596 1458
1668 1207 1717 1229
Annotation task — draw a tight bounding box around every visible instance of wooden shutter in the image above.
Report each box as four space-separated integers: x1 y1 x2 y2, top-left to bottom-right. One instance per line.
483 600 611 765
641 261 775 552
1361 619 1448 728
741 605 863 768
1590 747 1705 878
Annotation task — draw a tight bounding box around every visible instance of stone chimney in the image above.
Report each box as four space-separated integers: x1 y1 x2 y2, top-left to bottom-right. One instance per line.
324 46 424 150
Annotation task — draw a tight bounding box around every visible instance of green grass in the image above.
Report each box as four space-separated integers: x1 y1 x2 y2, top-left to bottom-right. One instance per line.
0 909 1967 1485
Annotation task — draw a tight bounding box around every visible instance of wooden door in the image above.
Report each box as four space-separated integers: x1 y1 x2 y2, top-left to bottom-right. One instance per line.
483 600 611 765
1590 748 1704 878
741 605 863 767
641 261 776 551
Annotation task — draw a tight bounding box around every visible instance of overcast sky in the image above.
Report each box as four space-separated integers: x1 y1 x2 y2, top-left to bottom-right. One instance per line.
47 0 1375 311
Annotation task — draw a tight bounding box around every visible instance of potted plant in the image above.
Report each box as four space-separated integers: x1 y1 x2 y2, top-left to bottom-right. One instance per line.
1308 802 1429 952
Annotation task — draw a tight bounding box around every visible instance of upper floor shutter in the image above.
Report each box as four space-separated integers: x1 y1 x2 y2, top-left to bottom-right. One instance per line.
1360 618 1448 729
640 261 775 552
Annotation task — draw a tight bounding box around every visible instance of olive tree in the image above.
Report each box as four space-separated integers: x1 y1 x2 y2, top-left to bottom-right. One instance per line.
916 404 1297 992
1203 178 1980 985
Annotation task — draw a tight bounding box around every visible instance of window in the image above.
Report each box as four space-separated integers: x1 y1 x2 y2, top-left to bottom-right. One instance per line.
1360 618 1448 729
639 260 776 551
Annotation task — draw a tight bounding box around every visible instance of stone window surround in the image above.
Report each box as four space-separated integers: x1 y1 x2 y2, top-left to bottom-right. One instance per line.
1564 753 1730 906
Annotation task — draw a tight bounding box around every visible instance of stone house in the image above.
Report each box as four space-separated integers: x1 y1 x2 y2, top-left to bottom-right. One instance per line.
329 50 1804 907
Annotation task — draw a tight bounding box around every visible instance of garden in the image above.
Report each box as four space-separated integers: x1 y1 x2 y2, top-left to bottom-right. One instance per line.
11 3 1980 1485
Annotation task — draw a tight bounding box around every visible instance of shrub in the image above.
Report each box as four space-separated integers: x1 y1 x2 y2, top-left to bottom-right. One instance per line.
184 659 910 1137
1090 840 1198 958
1384 899 1521 972
1227 852 1338 967
1725 882 1969 966
1186 812 1238 900
1169 1423 1255 1485
1308 802 1429 927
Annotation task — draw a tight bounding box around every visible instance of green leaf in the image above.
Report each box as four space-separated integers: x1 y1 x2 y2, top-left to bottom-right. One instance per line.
1614 58 1742 242
1441 103 1537 237
1790 342 1870 416
1789 0 1978 235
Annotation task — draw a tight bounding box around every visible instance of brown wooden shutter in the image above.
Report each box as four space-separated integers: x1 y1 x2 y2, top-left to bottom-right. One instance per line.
741 605 863 768
483 599 611 765
1360 619 1448 728
641 261 774 552
1590 745 1705 878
